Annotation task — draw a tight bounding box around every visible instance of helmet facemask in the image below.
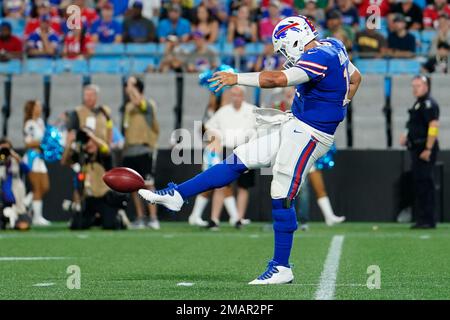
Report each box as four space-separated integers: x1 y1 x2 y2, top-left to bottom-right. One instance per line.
278 40 304 69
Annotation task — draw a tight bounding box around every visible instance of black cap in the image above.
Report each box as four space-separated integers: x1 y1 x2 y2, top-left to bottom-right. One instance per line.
437 41 450 50
327 9 342 20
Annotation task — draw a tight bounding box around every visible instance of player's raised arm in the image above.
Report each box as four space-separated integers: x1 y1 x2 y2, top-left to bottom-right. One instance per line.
208 67 310 92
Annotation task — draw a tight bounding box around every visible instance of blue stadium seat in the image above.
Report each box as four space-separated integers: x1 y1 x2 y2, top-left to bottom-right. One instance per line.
1 18 25 36
24 58 54 74
94 43 125 56
223 43 234 56
131 57 156 73
179 43 195 52
410 30 422 53
89 57 130 74
421 30 436 44
125 43 159 55
245 42 263 56
0 59 22 74
54 59 89 74
388 59 421 74
354 59 388 74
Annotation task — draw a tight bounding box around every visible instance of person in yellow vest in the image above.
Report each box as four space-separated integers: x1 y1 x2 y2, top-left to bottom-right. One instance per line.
61 128 127 230
65 84 113 213
123 76 160 229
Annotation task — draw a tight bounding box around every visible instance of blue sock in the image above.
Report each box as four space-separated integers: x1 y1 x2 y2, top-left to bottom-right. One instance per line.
271 199 298 267
177 154 248 199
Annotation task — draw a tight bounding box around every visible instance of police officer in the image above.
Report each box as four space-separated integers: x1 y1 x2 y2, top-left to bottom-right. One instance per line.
400 75 440 229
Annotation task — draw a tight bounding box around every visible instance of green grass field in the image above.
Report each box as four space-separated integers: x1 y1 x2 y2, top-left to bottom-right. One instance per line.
1 222 450 300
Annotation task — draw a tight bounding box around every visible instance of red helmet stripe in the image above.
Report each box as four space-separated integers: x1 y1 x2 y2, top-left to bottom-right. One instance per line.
275 22 300 38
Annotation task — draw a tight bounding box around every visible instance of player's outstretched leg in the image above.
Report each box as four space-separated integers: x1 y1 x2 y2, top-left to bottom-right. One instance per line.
249 198 297 284
138 154 248 211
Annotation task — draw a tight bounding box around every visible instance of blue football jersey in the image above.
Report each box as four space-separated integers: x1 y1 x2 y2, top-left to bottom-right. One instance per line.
291 38 350 135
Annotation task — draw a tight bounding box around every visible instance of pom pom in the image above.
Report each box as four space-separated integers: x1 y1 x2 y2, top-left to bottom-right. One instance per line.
315 144 337 170
40 125 64 163
198 64 236 96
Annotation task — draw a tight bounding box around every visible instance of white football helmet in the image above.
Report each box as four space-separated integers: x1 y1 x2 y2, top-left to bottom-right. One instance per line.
272 15 319 68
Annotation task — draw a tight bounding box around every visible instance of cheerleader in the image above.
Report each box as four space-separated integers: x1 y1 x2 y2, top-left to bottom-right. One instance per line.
23 100 51 226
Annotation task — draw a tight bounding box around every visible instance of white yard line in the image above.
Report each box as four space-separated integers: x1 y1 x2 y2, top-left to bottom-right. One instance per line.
314 235 345 300
0 257 67 261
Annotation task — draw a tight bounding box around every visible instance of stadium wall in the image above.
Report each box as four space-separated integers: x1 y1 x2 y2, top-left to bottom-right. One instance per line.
42 149 450 223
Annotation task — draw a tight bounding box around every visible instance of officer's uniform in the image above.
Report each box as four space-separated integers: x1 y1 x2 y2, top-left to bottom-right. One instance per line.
406 94 440 227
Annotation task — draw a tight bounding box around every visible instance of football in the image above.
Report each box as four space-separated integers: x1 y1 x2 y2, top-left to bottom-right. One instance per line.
103 167 145 193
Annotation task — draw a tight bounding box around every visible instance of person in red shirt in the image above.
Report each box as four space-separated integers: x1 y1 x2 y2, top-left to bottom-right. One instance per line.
354 0 391 18
423 0 450 29
0 22 23 61
73 0 99 27
63 25 95 59
24 0 62 37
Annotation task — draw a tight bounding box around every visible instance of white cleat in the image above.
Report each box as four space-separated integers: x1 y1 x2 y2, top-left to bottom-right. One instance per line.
32 217 51 227
188 215 208 227
138 183 184 212
325 215 346 226
248 261 294 285
147 219 161 230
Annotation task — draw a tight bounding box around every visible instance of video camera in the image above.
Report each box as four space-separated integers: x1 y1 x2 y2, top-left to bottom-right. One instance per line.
0 146 11 165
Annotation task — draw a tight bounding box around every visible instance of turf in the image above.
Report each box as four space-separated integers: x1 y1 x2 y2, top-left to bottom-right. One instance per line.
0 222 449 300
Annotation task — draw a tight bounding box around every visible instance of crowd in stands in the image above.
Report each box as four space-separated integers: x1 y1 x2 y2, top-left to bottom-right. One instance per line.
0 0 448 73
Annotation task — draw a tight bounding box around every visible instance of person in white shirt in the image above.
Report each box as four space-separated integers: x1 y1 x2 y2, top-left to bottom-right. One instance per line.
23 100 51 226
200 86 257 229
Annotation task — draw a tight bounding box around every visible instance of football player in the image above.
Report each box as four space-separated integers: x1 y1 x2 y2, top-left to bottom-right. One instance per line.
139 16 362 284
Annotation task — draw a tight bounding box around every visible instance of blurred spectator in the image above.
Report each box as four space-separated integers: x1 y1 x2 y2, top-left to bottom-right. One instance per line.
229 0 260 22
62 24 94 59
295 0 330 10
191 4 219 43
259 1 282 42
159 35 184 72
299 0 326 26
0 21 23 61
26 14 60 58
429 14 450 55
182 31 219 72
387 14 416 58
258 0 295 20
25 0 62 36
202 0 229 24
122 76 160 230
323 10 354 52
158 4 191 42
334 0 360 29
422 41 449 73
160 0 195 21
423 0 450 29
391 0 423 30
72 0 99 27
123 0 156 43
3 0 26 19
355 20 388 58
354 0 391 17
253 41 282 71
227 5 258 43
96 0 129 17
0 138 29 230
224 37 254 72
90 2 123 43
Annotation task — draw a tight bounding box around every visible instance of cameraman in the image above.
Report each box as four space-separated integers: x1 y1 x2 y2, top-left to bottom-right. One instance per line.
122 76 160 229
61 128 126 230
0 138 29 230
65 84 113 213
